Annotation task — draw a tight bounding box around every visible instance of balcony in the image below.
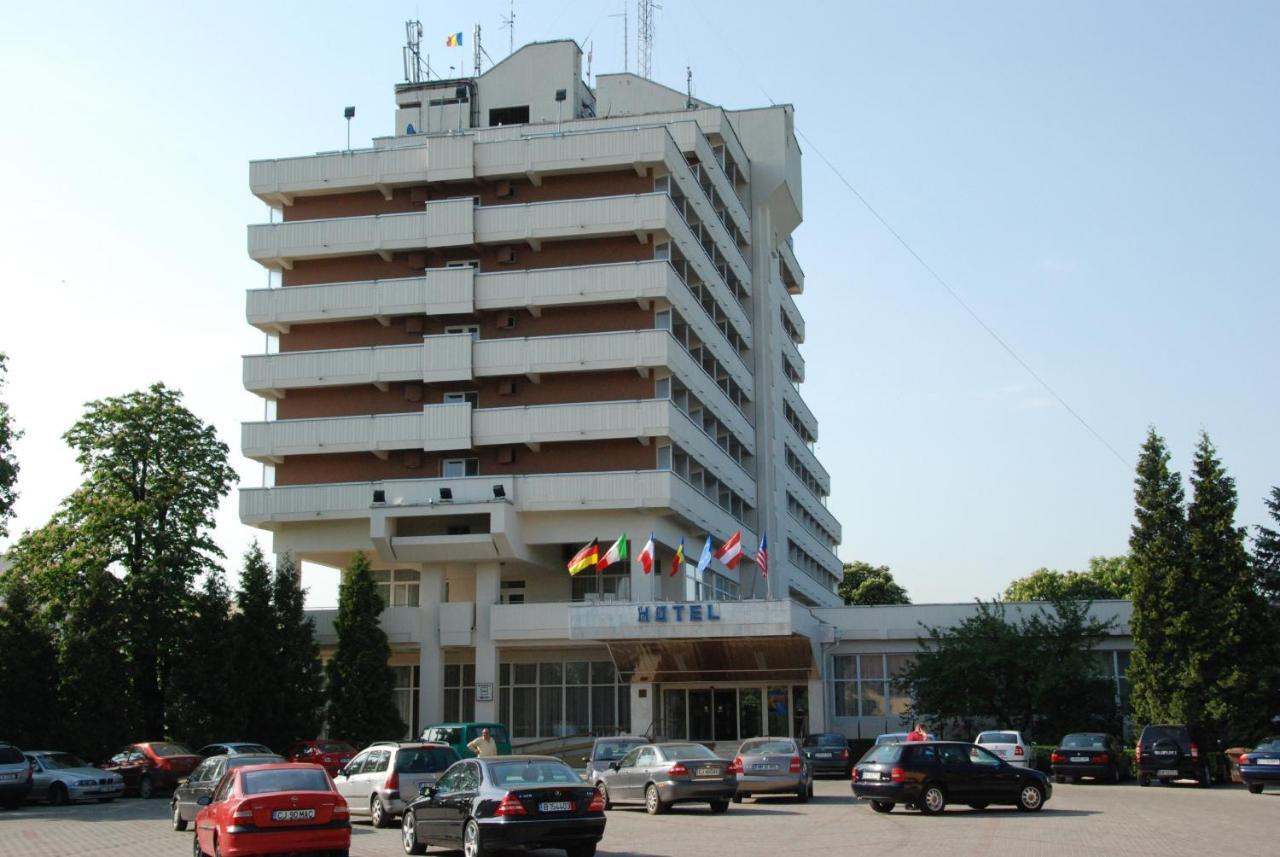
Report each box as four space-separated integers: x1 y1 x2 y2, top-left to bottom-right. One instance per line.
310 606 422 646
778 238 804 295
780 332 805 384
785 472 842 542
247 267 474 333
781 289 805 344
782 384 819 445
440 601 475 646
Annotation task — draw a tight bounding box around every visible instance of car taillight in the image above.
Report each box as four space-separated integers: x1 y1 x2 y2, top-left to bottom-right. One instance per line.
789 756 802 774
587 789 606 812
233 804 254 820
384 770 400 792
154 757 170 770
333 802 349 817
727 757 743 775
1239 754 1250 765
496 792 527 816
323 756 333 763
1135 745 1143 762
668 762 688 777
890 767 906 783
1190 743 1200 761
1096 753 1110 764
1014 745 1025 756
1050 752 1064 764
839 748 849 759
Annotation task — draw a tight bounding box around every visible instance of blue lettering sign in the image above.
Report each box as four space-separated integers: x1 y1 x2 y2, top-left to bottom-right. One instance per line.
672 605 685 621
689 604 702 621
637 606 650 622
706 603 721 621
655 605 668 622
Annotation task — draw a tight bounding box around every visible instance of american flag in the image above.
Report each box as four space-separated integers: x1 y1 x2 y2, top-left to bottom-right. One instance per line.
756 532 768 577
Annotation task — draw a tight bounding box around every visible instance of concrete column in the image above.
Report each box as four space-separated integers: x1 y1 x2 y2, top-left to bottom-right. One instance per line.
417 564 446 731
806 677 825 733
631 682 655 737
473 561 500 723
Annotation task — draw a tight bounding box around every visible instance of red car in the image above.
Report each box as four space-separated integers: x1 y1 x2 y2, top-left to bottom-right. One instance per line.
285 740 356 777
99 742 203 798
193 762 349 857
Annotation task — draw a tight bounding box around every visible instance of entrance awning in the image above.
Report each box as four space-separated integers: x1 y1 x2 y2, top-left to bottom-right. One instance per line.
606 636 817 683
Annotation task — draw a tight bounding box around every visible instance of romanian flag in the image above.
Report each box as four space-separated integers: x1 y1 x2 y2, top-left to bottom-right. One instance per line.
567 539 599 576
597 534 629 572
446 32 463 47
668 537 685 577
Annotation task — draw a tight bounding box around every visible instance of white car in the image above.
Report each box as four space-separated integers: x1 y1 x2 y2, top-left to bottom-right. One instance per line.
975 731 1035 767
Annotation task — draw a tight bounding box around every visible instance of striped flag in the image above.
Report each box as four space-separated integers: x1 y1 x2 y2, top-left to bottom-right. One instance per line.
596 534 629 572
695 535 714 574
567 539 599 576
756 532 769 578
638 532 656 574
714 530 743 570
668 537 685 576
446 32 464 47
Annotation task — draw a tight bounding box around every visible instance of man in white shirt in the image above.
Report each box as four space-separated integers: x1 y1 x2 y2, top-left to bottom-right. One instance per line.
467 728 498 758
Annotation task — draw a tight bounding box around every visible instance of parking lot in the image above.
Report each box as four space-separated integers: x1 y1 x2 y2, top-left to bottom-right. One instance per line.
1 778 1276 857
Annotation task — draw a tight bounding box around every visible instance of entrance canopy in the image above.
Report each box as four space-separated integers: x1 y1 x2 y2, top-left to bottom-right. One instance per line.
606 635 817 683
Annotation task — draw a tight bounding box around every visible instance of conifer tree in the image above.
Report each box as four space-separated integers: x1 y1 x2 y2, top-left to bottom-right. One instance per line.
325 553 405 747
57 565 134 760
232 543 279 742
266 553 324 750
1253 486 1280 602
167 571 236 749
0 579 57 748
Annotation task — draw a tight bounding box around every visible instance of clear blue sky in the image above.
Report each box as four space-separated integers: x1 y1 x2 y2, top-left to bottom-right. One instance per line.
2 1 1276 606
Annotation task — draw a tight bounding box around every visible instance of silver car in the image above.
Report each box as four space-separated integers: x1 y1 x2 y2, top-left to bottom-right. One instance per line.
333 742 458 828
25 751 124 805
582 736 649 783
731 738 812 802
595 742 736 814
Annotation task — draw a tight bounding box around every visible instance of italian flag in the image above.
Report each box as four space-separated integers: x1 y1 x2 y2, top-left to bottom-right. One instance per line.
638 533 656 574
596 534 629 572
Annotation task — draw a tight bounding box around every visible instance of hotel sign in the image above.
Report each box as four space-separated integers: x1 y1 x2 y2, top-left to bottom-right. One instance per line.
635 603 722 623
567 599 797 641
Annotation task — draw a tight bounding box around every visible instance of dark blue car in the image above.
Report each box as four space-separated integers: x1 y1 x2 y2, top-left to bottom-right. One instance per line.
1239 737 1280 795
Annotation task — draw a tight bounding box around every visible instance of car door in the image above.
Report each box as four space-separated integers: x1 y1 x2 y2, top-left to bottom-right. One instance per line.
441 762 480 841
174 759 209 819
184 758 225 820
636 746 661 796
417 763 467 842
968 745 1020 802
334 750 369 807
197 772 234 854
26 755 50 801
937 744 976 802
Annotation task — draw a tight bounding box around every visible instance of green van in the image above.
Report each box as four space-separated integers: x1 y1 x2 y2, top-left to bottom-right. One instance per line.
419 722 512 758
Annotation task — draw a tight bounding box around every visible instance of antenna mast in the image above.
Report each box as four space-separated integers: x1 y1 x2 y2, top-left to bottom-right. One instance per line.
501 0 516 55
403 19 425 83
686 65 693 108
637 0 660 79
473 24 482 76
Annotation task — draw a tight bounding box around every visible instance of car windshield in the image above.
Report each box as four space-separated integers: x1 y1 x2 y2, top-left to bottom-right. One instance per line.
594 740 647 761
231 744 273 754
1142 726 1184 742
397 747 457 773
1254 738 1280 752
875 733 907 745
976 732 1019 744
861 745 902 765
488 761 579 786
740 739 796 755
226 755 284 770
319 742 354 753
41 753 89 769
802 734 846 748
1061 734 1107 749
0 747 24 764
662 745 718 761
149 743 194 757
242 769 331 794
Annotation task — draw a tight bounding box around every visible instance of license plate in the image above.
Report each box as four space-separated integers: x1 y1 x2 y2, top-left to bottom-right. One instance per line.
751 764 780 771
272 809 315 821
1258 759 1280 766
538 801 572 813
861 771 881 781
695 767 719 777
0 773 17 781
1157 769 1178 777
815 753 833 758
1070 756 1090 763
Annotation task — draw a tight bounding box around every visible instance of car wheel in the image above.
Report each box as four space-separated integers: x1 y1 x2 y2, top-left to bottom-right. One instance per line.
1017 783 1045 812
463 818 484 857
870 800 893 813
48 783 70 807
596 782 612 811
213 834 224 857
192 831 204 857
796 783 810 803
1199 764 1213 789
1138 773 1151 787
139 775 154 800
644 784 667 815
709 800 729 813
172 800 188 831
731 793 743 804
402 810 427 855
919 784 946 815
1248 783 1264 795
566 844 597 857
1053 774 1065 784
372 795 391 828
1111 765 1122 784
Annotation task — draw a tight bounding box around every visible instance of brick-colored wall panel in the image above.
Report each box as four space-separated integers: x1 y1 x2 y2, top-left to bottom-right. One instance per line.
276 385 423 420
284 188 425 221
279 319 424 352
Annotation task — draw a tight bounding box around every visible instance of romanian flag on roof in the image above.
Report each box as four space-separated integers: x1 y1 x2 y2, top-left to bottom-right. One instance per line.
446 32 463 47
567 539 599 576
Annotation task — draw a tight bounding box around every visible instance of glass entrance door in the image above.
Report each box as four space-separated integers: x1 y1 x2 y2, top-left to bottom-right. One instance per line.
713 690 737 741
660 686 796 741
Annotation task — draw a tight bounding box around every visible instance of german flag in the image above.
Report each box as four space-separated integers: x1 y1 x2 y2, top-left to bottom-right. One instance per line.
567 539 599 576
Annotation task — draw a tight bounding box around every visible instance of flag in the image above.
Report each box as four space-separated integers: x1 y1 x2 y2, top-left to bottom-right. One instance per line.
567 539 599 576
446 32 464 47
695 535 713 574
756 532 769 577
597 534 629 572
638 532 656 574
714 530 743 570
668 537 685 576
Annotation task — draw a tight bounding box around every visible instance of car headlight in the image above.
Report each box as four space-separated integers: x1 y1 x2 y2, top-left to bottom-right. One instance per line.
75 779 97 786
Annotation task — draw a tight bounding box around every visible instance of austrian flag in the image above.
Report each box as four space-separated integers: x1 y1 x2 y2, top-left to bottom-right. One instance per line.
714 530 743 570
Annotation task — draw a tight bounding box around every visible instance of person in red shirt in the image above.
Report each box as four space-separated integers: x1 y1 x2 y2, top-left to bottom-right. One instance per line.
906 724 929 742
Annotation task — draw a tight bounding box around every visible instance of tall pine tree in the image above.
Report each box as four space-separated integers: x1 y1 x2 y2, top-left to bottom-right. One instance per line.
0 579 57 749
232 543 279 742
1127 428 1191 726
1253 486 1280 603
325 553 405 747
167 571 237 750
266 553 324 750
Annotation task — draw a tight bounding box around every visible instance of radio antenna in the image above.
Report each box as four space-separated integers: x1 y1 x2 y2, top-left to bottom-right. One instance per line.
403 19 425 83
500 0 516 55
637 0 660 79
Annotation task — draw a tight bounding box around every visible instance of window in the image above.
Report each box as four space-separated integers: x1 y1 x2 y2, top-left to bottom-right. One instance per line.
571 568 630 602
211 773 233 803
445 325 480 341
392 666 420 739
445 259 480 269
488 105 530 126
442 458 479 478
498 659 630 739
500 580 525 605
832 654 911 718
373 569 420 607
443 664 476 722
443 391 479 406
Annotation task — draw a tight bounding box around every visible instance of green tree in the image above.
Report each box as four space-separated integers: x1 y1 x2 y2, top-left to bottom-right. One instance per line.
231 543 280 742
1003 556 1133 601
325 553 405 747
59 383 237 736
1187 433 1273 740
1126 429 1191 728
838 561 910 605
1252 486 1280 602
167 571 237 750
267 553 324 750
896 599 1117 739
0 579 57 748
0 352 20 537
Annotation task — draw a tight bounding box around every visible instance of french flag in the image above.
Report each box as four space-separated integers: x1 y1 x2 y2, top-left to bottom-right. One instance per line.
714 530 743 570
638 532 656 574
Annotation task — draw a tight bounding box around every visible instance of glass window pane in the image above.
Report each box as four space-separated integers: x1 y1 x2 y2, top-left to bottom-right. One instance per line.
565 662 589 685
859 682 886 717
444 665 460 687
513 664 537 685
591 685 617 733
512 688 536 738
462 689 475 722
860 655 885 680
834 681 858 718
689 690 713 741
590 662 616 684
539 686 563 737
766 688 789 736
565 686 590 734
618 685 630 733
885 655 913 679
739 688 762 738
663 690 687 740
540 662 563 685
499 663 510 685
832 655 857 681
443 688 460 722
462 664 475 686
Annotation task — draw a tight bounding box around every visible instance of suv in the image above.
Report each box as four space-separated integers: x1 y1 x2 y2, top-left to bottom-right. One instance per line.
332 742 458 828
1136 724 1224 787
0 741 34 809
420 722 512 758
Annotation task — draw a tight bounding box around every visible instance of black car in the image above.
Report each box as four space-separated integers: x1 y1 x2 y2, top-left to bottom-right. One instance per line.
801 733 852 777
852 741 1052 814
1135 724 1223 787
1237 736 1280 795
169 752 283 831
401 755 605 857
1050 733 1129 783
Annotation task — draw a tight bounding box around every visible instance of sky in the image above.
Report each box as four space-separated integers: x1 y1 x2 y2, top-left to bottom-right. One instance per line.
1 1 1276 608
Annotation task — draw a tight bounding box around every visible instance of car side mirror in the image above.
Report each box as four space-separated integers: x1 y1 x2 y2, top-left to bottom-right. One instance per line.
178 778 188 786
581 756 590 764
196 796 212 806
609 762 620 771
418 782 434 797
